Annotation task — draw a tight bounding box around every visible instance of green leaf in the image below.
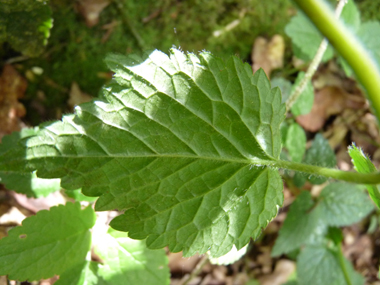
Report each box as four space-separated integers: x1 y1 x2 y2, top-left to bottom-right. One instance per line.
271 77 292 103
209 244 249 265
340 20 380 77
58 229 170 285
285 12 334 62
0 202 96 281
55 261 99 285
64 189 98 202
348 144 380 208
0 49 286 257
357 22 380 69
297 245 364 285
0 0 53 57
0 129 61 198
272 192 327 257
273 182 372 257
304 133 336 185
290 72 314 117
317 182 374 226
0 171 60 198
341 0 361 31
285 123 306 163
93 228 169 284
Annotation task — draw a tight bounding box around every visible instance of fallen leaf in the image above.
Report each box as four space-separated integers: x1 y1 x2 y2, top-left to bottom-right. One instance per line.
0 65 27 139
68 82 93 110
12 191 66 213
259 259 296 285
296 86 365 132
252 35 285 76
168 252 203 273
0 206 26 226
76 0 111 27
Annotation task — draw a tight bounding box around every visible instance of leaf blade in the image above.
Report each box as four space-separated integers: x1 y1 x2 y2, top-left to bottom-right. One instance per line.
0 49 286 257
0 202 96 281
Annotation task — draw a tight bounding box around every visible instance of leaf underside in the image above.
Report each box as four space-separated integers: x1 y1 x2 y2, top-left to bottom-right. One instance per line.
0 48 286 257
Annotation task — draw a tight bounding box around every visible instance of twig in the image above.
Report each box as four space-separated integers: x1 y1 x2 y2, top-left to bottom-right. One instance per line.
286 0 348 111
178 255 209 285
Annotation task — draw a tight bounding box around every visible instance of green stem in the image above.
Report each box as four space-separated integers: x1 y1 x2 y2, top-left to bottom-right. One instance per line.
292 0 380 123
337 242 352 285
249 159 380 184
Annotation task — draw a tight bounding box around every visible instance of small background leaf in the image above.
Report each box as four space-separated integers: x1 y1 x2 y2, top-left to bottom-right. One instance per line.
0 0 53 57
285 12 334 62
271 77 292 103
0 202 96 281
273 183 373 257
295 133 336 185
341 0 361 31
285 123 306 162
297 245 364 285
348 144 380 208
272 192 326 256
290 72 314 117
317 183 374 226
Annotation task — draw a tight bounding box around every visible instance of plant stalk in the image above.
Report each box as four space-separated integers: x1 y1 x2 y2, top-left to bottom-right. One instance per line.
249 158 380 184
336 242 353 285
292 0 380 123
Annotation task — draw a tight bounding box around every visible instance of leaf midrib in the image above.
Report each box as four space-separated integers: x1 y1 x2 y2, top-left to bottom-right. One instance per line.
23 148 276 166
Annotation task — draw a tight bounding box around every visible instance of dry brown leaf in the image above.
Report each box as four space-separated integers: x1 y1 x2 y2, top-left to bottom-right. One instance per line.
0 64 27 139
168 252 203 273
12 191 66 213
0 206 26 226
68 82 93 110
252 35 285 76
0 276 7 285
76 0 111 27
259 259 296 285
296 86 365 132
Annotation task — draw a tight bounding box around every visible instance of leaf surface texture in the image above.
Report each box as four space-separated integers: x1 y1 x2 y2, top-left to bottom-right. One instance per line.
0 49 285 257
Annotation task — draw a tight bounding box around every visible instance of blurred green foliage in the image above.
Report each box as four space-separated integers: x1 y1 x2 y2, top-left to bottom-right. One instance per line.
2 0 380 124
0 0 53 57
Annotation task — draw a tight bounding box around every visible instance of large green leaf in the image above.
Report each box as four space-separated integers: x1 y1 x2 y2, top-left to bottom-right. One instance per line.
0 0 53 57
0 49 286 257
0 202 96 281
